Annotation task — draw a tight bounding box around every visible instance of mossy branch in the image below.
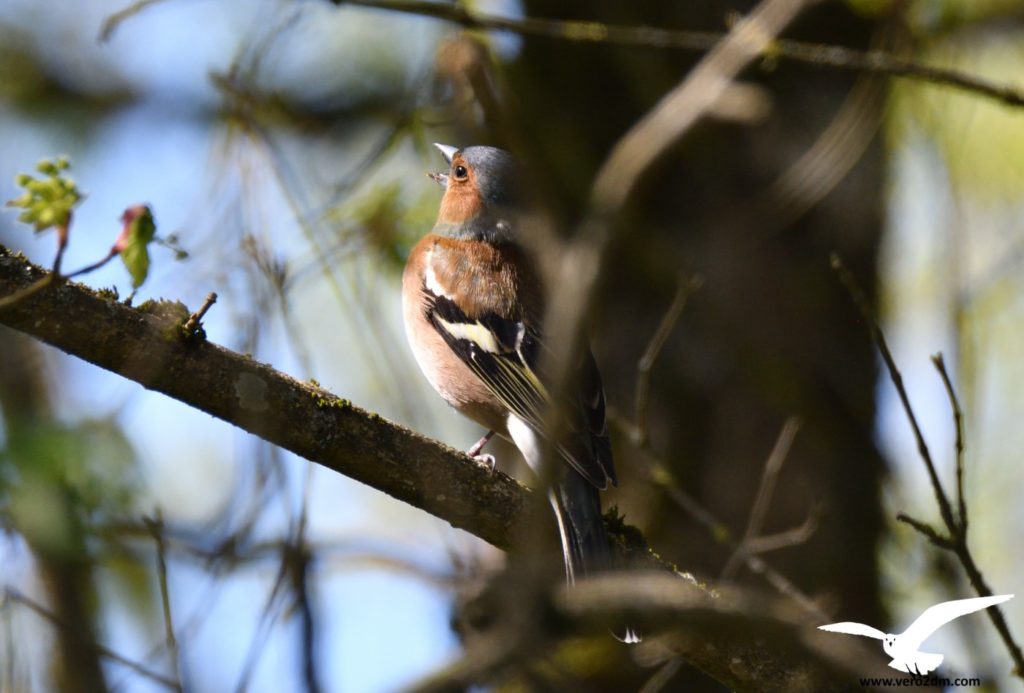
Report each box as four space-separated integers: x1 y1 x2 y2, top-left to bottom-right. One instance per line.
0 246 527 550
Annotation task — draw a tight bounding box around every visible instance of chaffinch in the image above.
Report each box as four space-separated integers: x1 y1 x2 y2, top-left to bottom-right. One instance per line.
402 143 638 643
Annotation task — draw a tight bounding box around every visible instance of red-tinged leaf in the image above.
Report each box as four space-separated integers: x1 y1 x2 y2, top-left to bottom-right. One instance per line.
117 205 156 289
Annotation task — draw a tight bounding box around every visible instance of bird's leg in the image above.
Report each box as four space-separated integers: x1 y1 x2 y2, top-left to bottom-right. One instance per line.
467 430 496 470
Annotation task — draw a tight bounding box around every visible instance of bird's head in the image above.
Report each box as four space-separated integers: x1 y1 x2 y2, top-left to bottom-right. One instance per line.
429 143 523 240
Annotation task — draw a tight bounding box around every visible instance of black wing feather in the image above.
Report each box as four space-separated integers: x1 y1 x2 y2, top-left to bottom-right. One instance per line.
425 291 615 489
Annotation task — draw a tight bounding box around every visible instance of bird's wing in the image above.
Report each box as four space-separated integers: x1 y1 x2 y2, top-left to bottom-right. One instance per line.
425 290 614 489
818 622 886 639
901 594 1014 649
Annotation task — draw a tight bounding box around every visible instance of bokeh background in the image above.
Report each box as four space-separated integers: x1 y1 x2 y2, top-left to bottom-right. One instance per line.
0 0 1022 691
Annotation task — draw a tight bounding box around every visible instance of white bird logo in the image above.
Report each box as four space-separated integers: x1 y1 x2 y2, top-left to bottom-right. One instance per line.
819 594 1014 675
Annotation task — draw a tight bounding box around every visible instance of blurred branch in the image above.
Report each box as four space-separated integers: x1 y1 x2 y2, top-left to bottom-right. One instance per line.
410 573 894 692
630 274 703 448
144 515 185 690
611 263 821 618
3 589 180 691
831 254 1024 680
720 417 804 580
94 0 1024 109
99 0 177 42
326 0 1024 109
537 0 809 489
617 416 826 620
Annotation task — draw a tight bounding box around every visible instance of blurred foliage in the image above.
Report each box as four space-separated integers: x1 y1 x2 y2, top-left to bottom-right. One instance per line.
0 419 138 549
906 0 1024 33
0 30 55 103
890 31 1024 199
6 157 81 233
327 183 439 272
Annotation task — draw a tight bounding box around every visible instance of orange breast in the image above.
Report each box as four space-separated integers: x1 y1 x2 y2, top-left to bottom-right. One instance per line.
401 235 510 433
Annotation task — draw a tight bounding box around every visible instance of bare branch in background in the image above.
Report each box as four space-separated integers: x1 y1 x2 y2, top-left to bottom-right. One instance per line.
612 264 822 619
932 353 967 529
144 514 185 691
532 0 810 492
95 0 1024 107
832 253 1024 680
3 589 181 692
720 417 804 580
631 274 703 448
259 0 1024 109
409 573 894 692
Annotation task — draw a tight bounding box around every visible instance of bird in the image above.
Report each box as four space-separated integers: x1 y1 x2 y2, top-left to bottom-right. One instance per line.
818 594 1014 675
402 143 638 643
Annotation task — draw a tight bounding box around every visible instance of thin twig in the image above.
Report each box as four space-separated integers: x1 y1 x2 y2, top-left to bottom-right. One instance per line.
0 274 55 311
895 512 953 549
614 269 818 617
65 249 118 280
931 353 967 530
99 0 178 41
833 255 1024 680
830 253 957 532
637 657 683 693
5 588 181 691
614 416 826 621
743 509 819 555
52 220 70 276
324 0 1024 109
145 514 184 691
632 274 703 446
536 0 809 490
0 217 95 312
721 417 803 579
181 292 217 337
233 551 291 693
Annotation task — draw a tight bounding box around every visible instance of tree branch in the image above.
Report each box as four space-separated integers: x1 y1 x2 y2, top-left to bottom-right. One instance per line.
322 0 1024 109
410 573 894 692
832 254 1024 680
0 246 527 551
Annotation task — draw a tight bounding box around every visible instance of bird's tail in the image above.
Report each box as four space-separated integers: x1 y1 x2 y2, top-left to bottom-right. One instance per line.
550 470 641 644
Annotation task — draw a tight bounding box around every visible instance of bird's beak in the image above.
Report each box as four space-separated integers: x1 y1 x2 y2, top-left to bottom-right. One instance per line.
433 143 459 164
429 143 458 188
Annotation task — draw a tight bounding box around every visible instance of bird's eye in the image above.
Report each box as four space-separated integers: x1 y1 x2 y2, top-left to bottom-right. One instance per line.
453 165 468 180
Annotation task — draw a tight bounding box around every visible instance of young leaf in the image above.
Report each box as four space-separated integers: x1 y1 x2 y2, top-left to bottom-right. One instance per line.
5 156 82 233
117 205 157 289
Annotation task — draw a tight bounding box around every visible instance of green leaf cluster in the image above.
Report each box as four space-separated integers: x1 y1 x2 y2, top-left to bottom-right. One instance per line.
5 156 82 232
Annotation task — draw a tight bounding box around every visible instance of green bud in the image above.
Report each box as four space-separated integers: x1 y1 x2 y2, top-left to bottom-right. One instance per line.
6 192 32 208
